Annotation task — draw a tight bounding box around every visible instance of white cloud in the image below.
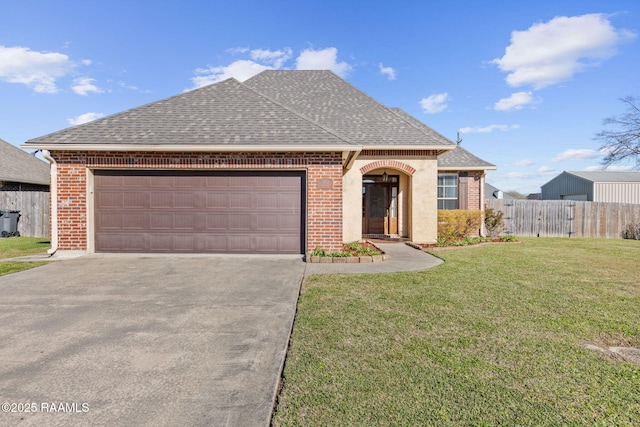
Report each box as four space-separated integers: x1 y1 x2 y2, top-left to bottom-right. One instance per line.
379 63 396 80
191 60 272 88
513 159 535 167
71 77 102 95
190 46 352 89
492 14 636 89
494 91 535 111
584 164 637 172
537 166 557 174
552 148 606 162
459 124 520 133
419 93 448 114
0 45 74 93
67 112 104 126
250 48 292 68
295 47 352 77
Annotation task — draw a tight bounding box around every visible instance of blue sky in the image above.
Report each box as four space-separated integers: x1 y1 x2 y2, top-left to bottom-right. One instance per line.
1 0 638 194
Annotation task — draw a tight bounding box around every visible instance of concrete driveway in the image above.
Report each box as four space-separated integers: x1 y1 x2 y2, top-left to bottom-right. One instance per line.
0 253 305 427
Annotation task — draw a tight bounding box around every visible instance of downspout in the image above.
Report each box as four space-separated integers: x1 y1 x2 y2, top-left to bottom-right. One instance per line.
42 150 58 256
480 172 486 237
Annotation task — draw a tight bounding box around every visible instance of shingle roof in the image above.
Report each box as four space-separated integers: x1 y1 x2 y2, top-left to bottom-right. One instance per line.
245 71 455 148
485 183 513 199
24 78 354 149
390 107 495 169
437 146 496 170
0 138 50 185
566 171 640 183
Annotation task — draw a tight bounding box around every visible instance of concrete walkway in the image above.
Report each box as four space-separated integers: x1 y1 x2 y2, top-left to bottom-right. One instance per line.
304 242 443 275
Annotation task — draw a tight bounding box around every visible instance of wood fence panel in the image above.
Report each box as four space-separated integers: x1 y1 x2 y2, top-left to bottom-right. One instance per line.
486 199 640 239
0 191 50 237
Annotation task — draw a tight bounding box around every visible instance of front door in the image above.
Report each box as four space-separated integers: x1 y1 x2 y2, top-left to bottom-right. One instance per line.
362 175 398 235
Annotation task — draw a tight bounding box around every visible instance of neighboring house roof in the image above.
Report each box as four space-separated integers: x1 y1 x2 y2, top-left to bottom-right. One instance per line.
527 193 542 200
561 171 640 183
24 70 456 153
0 138 50 185
485 183 513 199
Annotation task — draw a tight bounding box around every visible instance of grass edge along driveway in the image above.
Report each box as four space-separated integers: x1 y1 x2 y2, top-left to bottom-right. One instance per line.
273 237 640 426
0 237 50 276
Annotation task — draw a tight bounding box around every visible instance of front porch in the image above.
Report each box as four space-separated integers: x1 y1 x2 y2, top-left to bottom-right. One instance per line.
342 154 440 245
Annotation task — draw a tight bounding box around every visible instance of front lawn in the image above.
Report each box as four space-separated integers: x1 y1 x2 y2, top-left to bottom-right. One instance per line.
0 237 50 276
273 238 640 426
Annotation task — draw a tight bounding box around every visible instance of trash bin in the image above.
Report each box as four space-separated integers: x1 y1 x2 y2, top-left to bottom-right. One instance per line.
0 209 21 237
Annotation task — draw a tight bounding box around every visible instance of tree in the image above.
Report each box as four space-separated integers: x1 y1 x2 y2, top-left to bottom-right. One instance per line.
595 96 640 167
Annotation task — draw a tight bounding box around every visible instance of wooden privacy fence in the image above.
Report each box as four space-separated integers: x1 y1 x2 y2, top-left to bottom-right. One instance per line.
0 191 50 238
486 199 640 239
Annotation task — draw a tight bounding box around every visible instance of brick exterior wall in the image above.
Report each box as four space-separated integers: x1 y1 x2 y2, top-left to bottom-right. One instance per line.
464 171 483 210
50 151 344 254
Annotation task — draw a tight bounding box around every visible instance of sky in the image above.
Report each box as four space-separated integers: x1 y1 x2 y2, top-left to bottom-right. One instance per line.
1 0 638 194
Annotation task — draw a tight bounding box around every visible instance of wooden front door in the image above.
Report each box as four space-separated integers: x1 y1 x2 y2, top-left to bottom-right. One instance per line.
362 176 398 235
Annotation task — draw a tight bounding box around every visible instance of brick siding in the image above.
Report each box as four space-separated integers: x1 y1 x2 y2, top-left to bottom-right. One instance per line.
51 151 344 254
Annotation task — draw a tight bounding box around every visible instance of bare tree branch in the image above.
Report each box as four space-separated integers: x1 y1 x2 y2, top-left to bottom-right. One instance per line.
595 96 640 167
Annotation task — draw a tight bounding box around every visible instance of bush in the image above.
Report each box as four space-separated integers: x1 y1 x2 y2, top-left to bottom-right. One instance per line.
484 207 505 237
622 222 640 240
437 210 482 242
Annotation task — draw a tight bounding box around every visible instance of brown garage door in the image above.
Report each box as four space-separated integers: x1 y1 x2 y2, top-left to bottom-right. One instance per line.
94 170 305 254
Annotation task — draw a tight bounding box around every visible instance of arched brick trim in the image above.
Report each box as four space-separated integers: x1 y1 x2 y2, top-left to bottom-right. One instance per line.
360 160 416 176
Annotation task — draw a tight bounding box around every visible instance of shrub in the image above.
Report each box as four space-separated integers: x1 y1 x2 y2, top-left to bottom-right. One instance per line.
622 222 640 240
344 241 381 256
437 210 482 242
484 207 505 237
310 247 328 257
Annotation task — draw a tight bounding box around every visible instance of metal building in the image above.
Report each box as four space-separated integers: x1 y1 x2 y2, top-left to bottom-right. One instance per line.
541 171 640 204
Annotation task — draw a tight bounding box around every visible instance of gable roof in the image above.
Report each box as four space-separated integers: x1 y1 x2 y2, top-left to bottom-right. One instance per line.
485 183 513 199
563 171 640 183
0 138 50 186
24 70 456 153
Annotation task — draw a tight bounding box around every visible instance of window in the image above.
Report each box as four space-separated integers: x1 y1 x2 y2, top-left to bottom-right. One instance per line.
438 173 458 209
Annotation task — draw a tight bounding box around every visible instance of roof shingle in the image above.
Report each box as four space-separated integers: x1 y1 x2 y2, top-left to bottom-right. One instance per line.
0 138 50 185
25 70 458 151
25 78 354 148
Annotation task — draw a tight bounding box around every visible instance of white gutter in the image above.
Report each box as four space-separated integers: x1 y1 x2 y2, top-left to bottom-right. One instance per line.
42 150 58 256
438 166 497 171
360 145 456 151
21 143 361 152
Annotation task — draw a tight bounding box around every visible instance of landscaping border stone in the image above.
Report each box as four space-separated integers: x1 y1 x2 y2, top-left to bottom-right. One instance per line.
306 241 389 263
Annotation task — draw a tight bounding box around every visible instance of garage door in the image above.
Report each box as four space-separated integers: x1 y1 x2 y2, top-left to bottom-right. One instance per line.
94 170 304 254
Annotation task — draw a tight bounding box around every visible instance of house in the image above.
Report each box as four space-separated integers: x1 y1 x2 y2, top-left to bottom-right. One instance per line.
0 138 50 191
541 171 640 203
485 183 513 200
23 70 495 256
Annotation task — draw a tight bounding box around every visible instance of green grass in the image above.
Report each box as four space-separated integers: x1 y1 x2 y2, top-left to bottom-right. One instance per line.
0 237 50 276
273 238 640 426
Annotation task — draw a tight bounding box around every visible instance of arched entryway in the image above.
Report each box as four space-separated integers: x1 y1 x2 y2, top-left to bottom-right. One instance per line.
359 161 415 238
